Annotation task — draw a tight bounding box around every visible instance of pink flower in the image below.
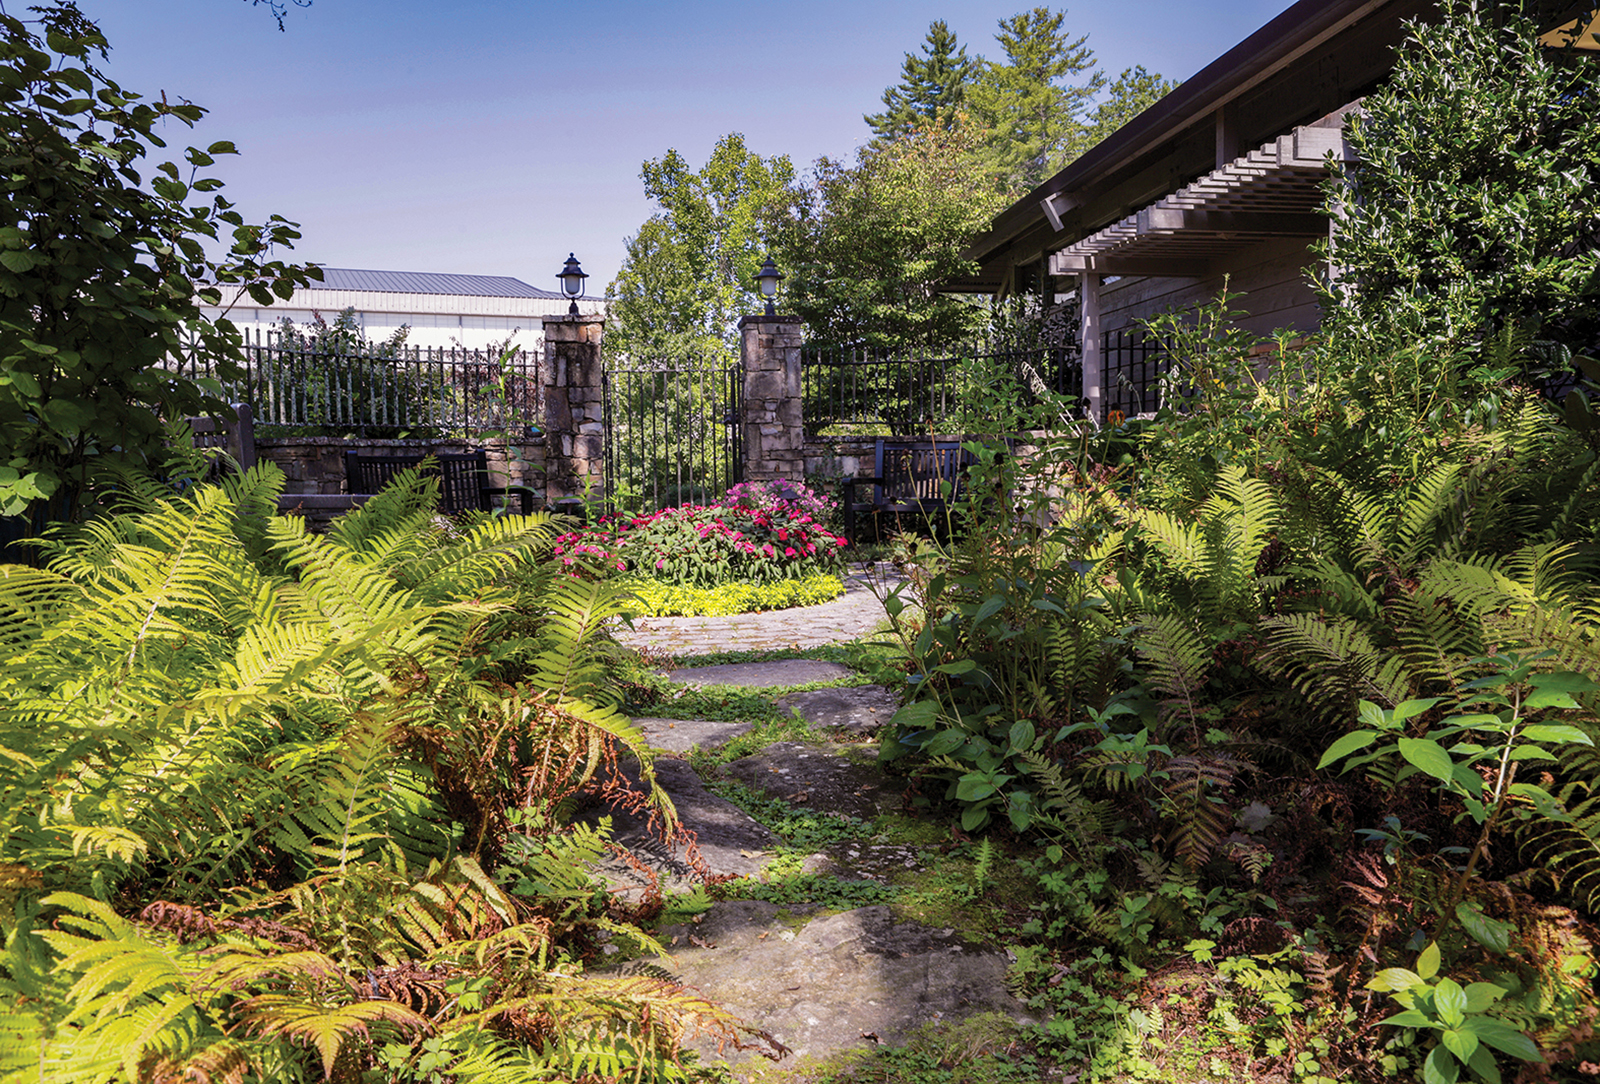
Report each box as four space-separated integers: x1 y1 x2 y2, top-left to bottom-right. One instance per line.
617 559 626 570
784 547 797 558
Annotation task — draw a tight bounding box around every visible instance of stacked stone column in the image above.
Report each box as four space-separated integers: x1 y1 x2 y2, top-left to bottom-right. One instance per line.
738 314 805 482
539 314 605 502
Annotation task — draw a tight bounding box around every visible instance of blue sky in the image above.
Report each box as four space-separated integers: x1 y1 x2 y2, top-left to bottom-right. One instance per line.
86 0 1296 291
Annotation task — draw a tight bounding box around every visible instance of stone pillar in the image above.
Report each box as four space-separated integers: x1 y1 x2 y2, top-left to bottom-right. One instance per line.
738 314 805 482
539 313 605 503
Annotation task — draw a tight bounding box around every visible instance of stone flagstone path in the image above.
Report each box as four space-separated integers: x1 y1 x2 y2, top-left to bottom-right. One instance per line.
597 564 1037 1077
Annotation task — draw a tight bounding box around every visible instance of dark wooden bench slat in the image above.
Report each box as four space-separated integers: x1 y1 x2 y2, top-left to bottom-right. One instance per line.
343 449 534 516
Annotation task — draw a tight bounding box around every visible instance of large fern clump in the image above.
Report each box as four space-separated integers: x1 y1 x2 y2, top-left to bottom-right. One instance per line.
0 461 778 1083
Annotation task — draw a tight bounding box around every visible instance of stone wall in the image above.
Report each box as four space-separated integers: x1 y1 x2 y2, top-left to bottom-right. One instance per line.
541 314 606 501
258 436 546 498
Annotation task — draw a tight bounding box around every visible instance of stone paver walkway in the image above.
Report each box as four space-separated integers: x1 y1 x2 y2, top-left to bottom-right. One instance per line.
598 561 1035 1077
614 563 903 655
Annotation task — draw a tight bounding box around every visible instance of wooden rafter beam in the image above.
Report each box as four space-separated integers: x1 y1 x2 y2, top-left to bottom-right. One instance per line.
1135 208 1328 235
1048 253 1210 276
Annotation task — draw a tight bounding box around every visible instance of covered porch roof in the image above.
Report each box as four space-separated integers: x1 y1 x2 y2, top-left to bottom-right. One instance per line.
1046 121 1350 278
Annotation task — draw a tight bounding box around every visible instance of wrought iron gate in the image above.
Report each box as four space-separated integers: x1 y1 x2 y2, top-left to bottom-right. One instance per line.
603 363 743 512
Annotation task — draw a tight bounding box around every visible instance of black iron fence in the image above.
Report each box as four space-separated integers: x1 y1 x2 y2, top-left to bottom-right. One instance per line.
172 332 543 436
802 342 1083 436
604 362 743 512
1102 326 1164 421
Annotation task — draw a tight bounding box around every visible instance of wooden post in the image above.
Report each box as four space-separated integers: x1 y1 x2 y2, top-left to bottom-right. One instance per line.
1080 272 1102 422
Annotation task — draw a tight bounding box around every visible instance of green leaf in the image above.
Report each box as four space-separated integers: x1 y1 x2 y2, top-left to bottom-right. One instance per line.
1008 719 1036 754
1462 981 1507 1013
1456 903 1512 956
1399 738 1457 783
1423 1045 1460 1084
0 250 39 273
973 594 1006 623
1369 967 1424 992
1465 1018 1540 1061
1524 690 1580 711
1530 672 1598 694
1318 730 1382 769
1466 1043 1502 1084
1417 942 1441 980
1434 976 1467 1028
1440 1026 1479 1063
1394 697 1443 725
1381 1008 1433 1027
1358 700 1392 730
933 659 977 676
1519 720 1592 746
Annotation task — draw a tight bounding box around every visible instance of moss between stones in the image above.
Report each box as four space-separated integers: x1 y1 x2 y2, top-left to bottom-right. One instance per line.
621 573 845 617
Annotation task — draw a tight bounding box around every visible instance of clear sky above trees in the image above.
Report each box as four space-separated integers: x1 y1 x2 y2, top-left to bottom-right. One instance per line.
91 0 1295 287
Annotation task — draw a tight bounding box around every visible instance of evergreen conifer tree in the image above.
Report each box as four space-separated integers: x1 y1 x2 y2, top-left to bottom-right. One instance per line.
864 20 979 142
968 6 1104 192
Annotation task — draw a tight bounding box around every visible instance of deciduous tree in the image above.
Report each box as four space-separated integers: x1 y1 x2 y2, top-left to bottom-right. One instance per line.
770 118 1006 352
605 134 795 367
0 2 316 523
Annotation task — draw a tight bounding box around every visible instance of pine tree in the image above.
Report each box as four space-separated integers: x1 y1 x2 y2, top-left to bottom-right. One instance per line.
968 6 1105 193
864 20 979 142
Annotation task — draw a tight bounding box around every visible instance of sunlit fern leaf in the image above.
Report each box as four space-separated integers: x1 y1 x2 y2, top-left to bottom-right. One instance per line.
1261 612 1415 718
1387 585 1482 695
1387 463 1463 572
234 993 430 1079
323 465 442 560
388 512 554 602
268 712 398 874
529 575 636 708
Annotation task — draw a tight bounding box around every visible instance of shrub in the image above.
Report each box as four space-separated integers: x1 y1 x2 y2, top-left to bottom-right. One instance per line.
623 572 845 616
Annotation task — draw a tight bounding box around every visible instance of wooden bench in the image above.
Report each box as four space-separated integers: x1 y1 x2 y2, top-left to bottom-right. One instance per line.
188 403 362 517
343 449 535 516
841 437 981 539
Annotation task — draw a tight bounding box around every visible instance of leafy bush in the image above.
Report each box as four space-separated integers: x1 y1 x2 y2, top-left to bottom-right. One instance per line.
624 572 845 616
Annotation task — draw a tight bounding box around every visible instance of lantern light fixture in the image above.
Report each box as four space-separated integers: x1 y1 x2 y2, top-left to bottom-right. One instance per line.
558 253 588 315
754 255 783 317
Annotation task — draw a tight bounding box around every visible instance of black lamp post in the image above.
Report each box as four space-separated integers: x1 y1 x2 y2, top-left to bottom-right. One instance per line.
754 255 783 317
558 253 588 315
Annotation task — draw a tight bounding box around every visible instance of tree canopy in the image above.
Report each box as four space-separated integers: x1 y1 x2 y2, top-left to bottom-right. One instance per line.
770 119 1006 352
604 134 795 367
1320 0 1600 356
865 8 1178 197
0 2 316 522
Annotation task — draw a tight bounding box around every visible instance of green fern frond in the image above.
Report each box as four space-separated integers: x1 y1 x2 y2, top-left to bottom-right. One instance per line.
1160 754 1241 870
234 993 430 1079
1262 612 1416 717
1134 612 1211 735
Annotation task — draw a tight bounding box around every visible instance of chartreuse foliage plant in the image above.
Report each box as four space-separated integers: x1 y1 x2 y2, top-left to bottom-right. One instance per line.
0 459 781 1082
